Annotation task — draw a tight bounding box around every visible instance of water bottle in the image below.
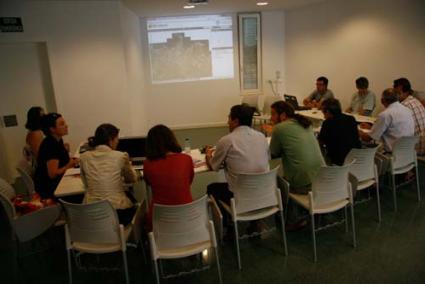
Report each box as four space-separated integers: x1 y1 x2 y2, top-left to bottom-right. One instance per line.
184 138 191 154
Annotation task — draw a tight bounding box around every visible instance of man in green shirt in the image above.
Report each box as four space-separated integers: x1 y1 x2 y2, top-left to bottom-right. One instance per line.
269 101 325 226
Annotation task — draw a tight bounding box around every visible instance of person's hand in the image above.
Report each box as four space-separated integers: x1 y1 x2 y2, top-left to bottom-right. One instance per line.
68 157 79 168
262 124 274 136
205 146 214 158
359 122 372 130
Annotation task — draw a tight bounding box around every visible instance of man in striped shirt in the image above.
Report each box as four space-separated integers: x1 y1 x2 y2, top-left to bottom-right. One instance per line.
398 89 425 156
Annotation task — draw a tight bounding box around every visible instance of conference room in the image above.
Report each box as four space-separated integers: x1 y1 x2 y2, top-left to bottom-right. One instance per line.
1 0 425 283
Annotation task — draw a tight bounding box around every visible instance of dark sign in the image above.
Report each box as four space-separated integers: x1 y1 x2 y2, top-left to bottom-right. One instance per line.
3 115 18 127
1 17 23 32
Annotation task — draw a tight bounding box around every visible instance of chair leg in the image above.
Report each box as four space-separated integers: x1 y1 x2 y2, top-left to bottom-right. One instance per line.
310 214 317 262
350 202 357 248
153 259 160 284
344 206 348 233
214 246 223 284
391 173 398 212
280 210 288 256
122 250 129 284
66 249 73 284
376 182 382 222
234 221 242 270
415 165 421 201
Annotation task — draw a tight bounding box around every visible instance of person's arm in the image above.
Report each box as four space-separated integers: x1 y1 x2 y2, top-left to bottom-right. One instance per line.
205 138 229 171
303 91 315 107
269 127 282 159
360 114 387 143
27 131 44 158
47 158 78 178
361 92 376 115
122 153 137 183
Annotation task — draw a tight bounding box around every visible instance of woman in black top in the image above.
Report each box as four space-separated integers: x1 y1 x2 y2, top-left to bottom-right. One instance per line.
34 113 78 199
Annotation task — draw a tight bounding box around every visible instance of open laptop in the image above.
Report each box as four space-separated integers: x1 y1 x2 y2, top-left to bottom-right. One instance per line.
284 94 311 111
116 136 146 169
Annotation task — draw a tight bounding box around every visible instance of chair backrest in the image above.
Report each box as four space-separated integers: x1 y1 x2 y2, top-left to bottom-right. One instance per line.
312 163 353 208
262 96 281 115
392 136 419 170
16 166 35 196
153 195 210 250
62 200 121 244
344 146 378 182
232 167 280 214
0 178 16 221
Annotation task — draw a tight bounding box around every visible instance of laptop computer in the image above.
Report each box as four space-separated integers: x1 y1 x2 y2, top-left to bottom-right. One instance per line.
284 94 311 111
116 136 147 169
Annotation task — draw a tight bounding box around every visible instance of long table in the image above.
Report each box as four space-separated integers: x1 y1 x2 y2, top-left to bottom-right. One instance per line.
55 149 208 198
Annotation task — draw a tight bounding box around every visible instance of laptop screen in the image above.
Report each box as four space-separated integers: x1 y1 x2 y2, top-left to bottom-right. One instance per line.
284 94 299 109
117 136 146 160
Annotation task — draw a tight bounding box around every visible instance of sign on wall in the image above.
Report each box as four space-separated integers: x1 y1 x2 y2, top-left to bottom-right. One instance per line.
0 17 24 32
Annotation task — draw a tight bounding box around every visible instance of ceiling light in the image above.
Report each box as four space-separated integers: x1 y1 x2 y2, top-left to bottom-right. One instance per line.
257 2 269 6
183 5 195 9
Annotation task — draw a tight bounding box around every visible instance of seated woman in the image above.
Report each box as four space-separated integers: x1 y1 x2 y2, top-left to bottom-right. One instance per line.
35 113 78 199
24 106 45 174
80 124 137 226
143 124 194 230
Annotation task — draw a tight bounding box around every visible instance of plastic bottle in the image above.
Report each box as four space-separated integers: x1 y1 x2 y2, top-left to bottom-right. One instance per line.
184 138 191 154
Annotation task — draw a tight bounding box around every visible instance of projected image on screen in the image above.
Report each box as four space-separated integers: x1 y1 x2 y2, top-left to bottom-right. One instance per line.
147 15 234 84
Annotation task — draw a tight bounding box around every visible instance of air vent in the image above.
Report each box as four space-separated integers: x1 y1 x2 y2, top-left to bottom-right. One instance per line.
188 0 209 5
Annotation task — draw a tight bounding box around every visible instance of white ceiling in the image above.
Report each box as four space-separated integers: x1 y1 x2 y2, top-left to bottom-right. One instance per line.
121 0 327 18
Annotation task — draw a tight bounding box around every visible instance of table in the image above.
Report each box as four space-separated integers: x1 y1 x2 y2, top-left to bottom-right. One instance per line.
297 109 377 124
55 149 209 197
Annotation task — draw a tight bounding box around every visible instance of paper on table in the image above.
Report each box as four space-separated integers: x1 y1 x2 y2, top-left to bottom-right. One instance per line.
64 168 81 176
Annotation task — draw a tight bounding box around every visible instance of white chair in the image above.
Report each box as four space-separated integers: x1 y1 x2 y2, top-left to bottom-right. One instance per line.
241 94 260 111
345 146 381 222
0 178 61 243
61 200 131 284
148 195 222 284
262 95 281 115
219 167 288 270
389 136 421 211
288 162 356 262
16 166 35 198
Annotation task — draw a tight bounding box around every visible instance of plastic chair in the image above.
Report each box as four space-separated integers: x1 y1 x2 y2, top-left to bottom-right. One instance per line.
148 195 222 284
262 95 281 115
345 146 381 222
16 166 36 197
288 162 356 262
389 136 421 211
61 200 131 284
219 166 288 270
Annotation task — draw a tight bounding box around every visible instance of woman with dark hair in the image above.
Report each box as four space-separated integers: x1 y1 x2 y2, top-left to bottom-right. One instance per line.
79 123 137 225
143 124 194 230
25 106 45 159
34 113 78 199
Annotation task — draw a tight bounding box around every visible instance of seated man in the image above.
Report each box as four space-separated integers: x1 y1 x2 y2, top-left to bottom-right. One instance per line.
346 76 376 116
398 86 425 156
319 98 361 166
269 101 324 226
206 104 270 231
303 76 335 108
394 77 425 108
359 88 414 174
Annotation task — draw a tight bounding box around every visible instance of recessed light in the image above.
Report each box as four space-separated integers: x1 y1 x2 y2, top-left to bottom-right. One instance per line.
183 5 195 9
257 2 269 6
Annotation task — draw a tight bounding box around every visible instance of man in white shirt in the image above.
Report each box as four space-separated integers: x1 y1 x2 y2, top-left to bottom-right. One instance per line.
206 104 270 230
359 88 414 174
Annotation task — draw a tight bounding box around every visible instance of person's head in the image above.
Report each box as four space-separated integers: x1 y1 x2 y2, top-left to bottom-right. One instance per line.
393 77 412 95
270 100 312 128
321 98 342 119
88 123 120 149
146 124 182 160
25 106 45 131
41 113 68 138
381 88 399 108
316 76 329 93
356 77 369 96
228 104 254 132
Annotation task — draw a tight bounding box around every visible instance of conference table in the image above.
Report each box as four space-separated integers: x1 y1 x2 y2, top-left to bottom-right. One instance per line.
55 149 208 198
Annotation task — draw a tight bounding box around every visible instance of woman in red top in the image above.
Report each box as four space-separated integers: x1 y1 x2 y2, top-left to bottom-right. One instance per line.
143 124 194 230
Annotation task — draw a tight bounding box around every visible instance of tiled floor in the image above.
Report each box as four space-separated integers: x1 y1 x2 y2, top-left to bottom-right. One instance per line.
1 126 425 283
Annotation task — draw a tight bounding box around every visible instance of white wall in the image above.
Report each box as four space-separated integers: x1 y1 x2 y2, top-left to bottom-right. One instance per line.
0 0 147 154
284 0 425 112
140 11 286 128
